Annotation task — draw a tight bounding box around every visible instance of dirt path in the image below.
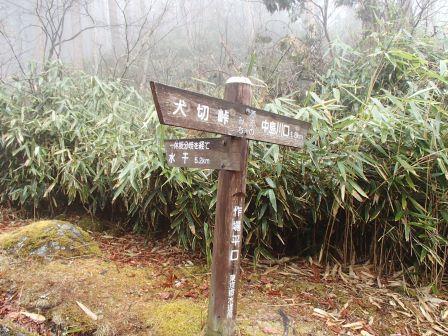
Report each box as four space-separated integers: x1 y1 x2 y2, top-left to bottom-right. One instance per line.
0 209 447 335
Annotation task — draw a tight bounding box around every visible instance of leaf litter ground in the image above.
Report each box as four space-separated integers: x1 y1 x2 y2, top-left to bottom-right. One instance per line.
0 207 447 336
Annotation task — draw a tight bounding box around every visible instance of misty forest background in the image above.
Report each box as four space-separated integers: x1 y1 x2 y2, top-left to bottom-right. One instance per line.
1 0 448 290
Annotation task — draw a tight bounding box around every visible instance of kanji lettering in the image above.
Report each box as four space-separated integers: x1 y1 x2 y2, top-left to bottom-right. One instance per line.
197 104 209 121
173 99 187 117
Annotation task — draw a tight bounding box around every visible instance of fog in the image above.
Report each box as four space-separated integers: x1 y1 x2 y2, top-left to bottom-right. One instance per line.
1 0 447 87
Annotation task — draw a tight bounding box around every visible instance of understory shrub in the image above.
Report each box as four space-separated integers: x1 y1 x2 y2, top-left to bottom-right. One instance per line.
1 31 447 288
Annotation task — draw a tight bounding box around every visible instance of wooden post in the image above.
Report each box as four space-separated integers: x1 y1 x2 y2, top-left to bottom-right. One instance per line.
151 77 310 334
206 77 252 336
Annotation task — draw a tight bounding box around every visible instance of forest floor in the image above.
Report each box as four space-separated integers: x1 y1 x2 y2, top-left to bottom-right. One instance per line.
0 207 447 336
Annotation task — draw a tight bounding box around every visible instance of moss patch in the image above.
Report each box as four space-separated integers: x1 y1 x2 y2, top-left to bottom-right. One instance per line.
0 220 101 259
0 320 38 336
147 300 206 336
0 255 157 335
50 302 97 335
77 216 105 232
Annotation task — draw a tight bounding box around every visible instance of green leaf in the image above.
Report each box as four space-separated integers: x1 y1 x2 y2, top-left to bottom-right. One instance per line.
265 177 276 188
333 88 340 103
337 161 347 181
348 180 368 199
403 220 410 242
268 189 277 212
396 156 417 176
439 60 447 77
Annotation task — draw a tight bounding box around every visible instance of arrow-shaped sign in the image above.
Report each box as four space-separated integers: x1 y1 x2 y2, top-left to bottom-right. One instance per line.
151 81 310 148
164 138 242 171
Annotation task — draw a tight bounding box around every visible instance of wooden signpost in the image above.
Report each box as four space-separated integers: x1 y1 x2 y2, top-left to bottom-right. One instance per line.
150 77 310 336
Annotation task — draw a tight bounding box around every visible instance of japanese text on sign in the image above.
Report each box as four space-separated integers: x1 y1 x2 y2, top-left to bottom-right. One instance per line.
152 81 310 148
227 203 243 318
169 140 211 151
172 97 305 144
164 138 242 171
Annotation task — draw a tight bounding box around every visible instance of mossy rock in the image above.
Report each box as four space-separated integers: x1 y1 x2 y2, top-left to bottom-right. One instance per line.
0 220 101 259
148 300 205 336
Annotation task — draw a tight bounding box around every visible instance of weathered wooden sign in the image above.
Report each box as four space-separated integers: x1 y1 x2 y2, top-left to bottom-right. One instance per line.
151 82 310 148
164 138 242 171
151 78 311 336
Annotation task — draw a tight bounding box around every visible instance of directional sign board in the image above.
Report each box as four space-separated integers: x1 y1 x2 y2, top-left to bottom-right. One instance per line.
151 81 310 148
151 78 312 336
164 138 242 171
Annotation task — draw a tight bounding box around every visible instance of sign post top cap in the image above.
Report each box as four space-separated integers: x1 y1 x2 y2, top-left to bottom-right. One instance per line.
226 77 252 85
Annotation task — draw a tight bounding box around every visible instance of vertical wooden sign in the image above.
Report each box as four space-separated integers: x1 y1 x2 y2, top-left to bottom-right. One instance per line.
150 77 311 336
206 77 252 336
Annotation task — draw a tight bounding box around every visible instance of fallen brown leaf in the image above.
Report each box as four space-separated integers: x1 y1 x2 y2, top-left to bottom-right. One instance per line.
158 292 172 300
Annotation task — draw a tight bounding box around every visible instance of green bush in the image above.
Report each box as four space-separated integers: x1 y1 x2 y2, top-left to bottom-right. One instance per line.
1 31 447 288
